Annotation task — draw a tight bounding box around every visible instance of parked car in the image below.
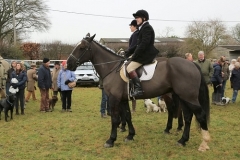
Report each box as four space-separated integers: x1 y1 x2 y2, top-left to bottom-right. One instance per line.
74 62 99 86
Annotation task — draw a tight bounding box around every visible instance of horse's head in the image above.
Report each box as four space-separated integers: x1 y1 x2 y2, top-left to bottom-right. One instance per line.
67 33 96 71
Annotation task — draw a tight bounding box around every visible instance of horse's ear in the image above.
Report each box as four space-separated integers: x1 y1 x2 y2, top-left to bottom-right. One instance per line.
86 33 90 38
89 34 96 42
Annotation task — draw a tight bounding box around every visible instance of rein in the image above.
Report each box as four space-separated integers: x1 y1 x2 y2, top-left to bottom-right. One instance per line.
93 59 124 66
99 60 125 80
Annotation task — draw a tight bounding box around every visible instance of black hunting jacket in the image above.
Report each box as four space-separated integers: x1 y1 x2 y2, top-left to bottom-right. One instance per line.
131 22 159 64
125 30 139 58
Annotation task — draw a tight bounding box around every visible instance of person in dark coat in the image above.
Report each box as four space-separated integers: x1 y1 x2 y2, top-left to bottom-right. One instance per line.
221 56 230 98
124 20 139 58
6 60 16 96
211 57 225 105
11 62 27 115
126 10 159 97
124 19 139 111
38 58 52 112
230 62 240 103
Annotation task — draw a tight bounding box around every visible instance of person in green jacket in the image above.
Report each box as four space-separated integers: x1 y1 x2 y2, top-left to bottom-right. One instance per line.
195 51 213 85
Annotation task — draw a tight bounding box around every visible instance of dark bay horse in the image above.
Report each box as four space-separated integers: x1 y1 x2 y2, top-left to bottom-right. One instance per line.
67 33 211 151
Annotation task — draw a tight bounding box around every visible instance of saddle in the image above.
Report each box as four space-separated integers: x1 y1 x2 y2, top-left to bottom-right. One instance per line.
120 60 158 83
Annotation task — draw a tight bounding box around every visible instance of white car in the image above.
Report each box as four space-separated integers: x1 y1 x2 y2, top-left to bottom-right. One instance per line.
49 63 55 72
74 62 99 86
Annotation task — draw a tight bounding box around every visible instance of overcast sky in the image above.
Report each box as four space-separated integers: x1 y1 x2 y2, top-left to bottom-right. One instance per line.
28 0 240 44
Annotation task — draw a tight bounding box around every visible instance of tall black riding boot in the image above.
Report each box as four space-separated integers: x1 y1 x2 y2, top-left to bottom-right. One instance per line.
129 71 144 97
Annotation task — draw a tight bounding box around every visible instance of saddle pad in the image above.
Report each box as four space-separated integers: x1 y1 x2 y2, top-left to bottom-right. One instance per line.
120 61 157 82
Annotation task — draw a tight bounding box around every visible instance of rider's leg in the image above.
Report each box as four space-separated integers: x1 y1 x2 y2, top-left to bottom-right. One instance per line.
127 61 143 97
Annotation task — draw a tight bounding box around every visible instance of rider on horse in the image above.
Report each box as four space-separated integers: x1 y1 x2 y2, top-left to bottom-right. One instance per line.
126 10 159 97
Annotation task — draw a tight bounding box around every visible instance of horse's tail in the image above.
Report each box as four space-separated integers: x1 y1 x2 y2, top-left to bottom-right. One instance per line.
194 63 210 124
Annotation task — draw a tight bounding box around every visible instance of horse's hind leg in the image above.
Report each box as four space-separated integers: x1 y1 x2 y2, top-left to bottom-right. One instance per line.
179 100 210 151
177 101 193 146
193 109 210 151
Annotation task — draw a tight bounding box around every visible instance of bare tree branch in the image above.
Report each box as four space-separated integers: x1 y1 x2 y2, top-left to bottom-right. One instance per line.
232 23 240 43
0 0 51 42
185 19 228 56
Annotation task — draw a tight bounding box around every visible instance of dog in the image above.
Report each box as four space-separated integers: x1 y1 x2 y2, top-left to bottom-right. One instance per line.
222 97 230 104
9 78 19 94
49 95 58 110
158 97 167 112
144 99 160 113
0 94 16 122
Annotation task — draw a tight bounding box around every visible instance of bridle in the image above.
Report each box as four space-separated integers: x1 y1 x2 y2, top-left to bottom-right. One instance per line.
69 38 126 79
69 39 92 67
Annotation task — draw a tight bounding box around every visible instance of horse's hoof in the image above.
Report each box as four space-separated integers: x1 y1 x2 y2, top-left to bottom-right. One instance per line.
198 147 207 152
124 138 134 142
177 142 185 147
104 143 114 148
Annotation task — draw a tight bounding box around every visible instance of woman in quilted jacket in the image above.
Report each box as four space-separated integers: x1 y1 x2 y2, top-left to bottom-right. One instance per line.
11 62 27 115
57 61 76 112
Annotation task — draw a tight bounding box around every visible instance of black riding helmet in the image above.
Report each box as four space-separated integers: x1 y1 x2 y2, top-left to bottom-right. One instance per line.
133 10 149 21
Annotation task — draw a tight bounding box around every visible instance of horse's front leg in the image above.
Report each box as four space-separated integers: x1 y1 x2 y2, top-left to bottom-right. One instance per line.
122 101 135 141
104 115 120 148
104 97 121 148
119 101 127 132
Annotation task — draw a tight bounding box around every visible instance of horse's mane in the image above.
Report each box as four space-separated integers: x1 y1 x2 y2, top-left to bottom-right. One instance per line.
93 40 124 59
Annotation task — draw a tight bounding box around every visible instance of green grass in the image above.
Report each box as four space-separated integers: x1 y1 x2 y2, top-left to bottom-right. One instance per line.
0 84 240 160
